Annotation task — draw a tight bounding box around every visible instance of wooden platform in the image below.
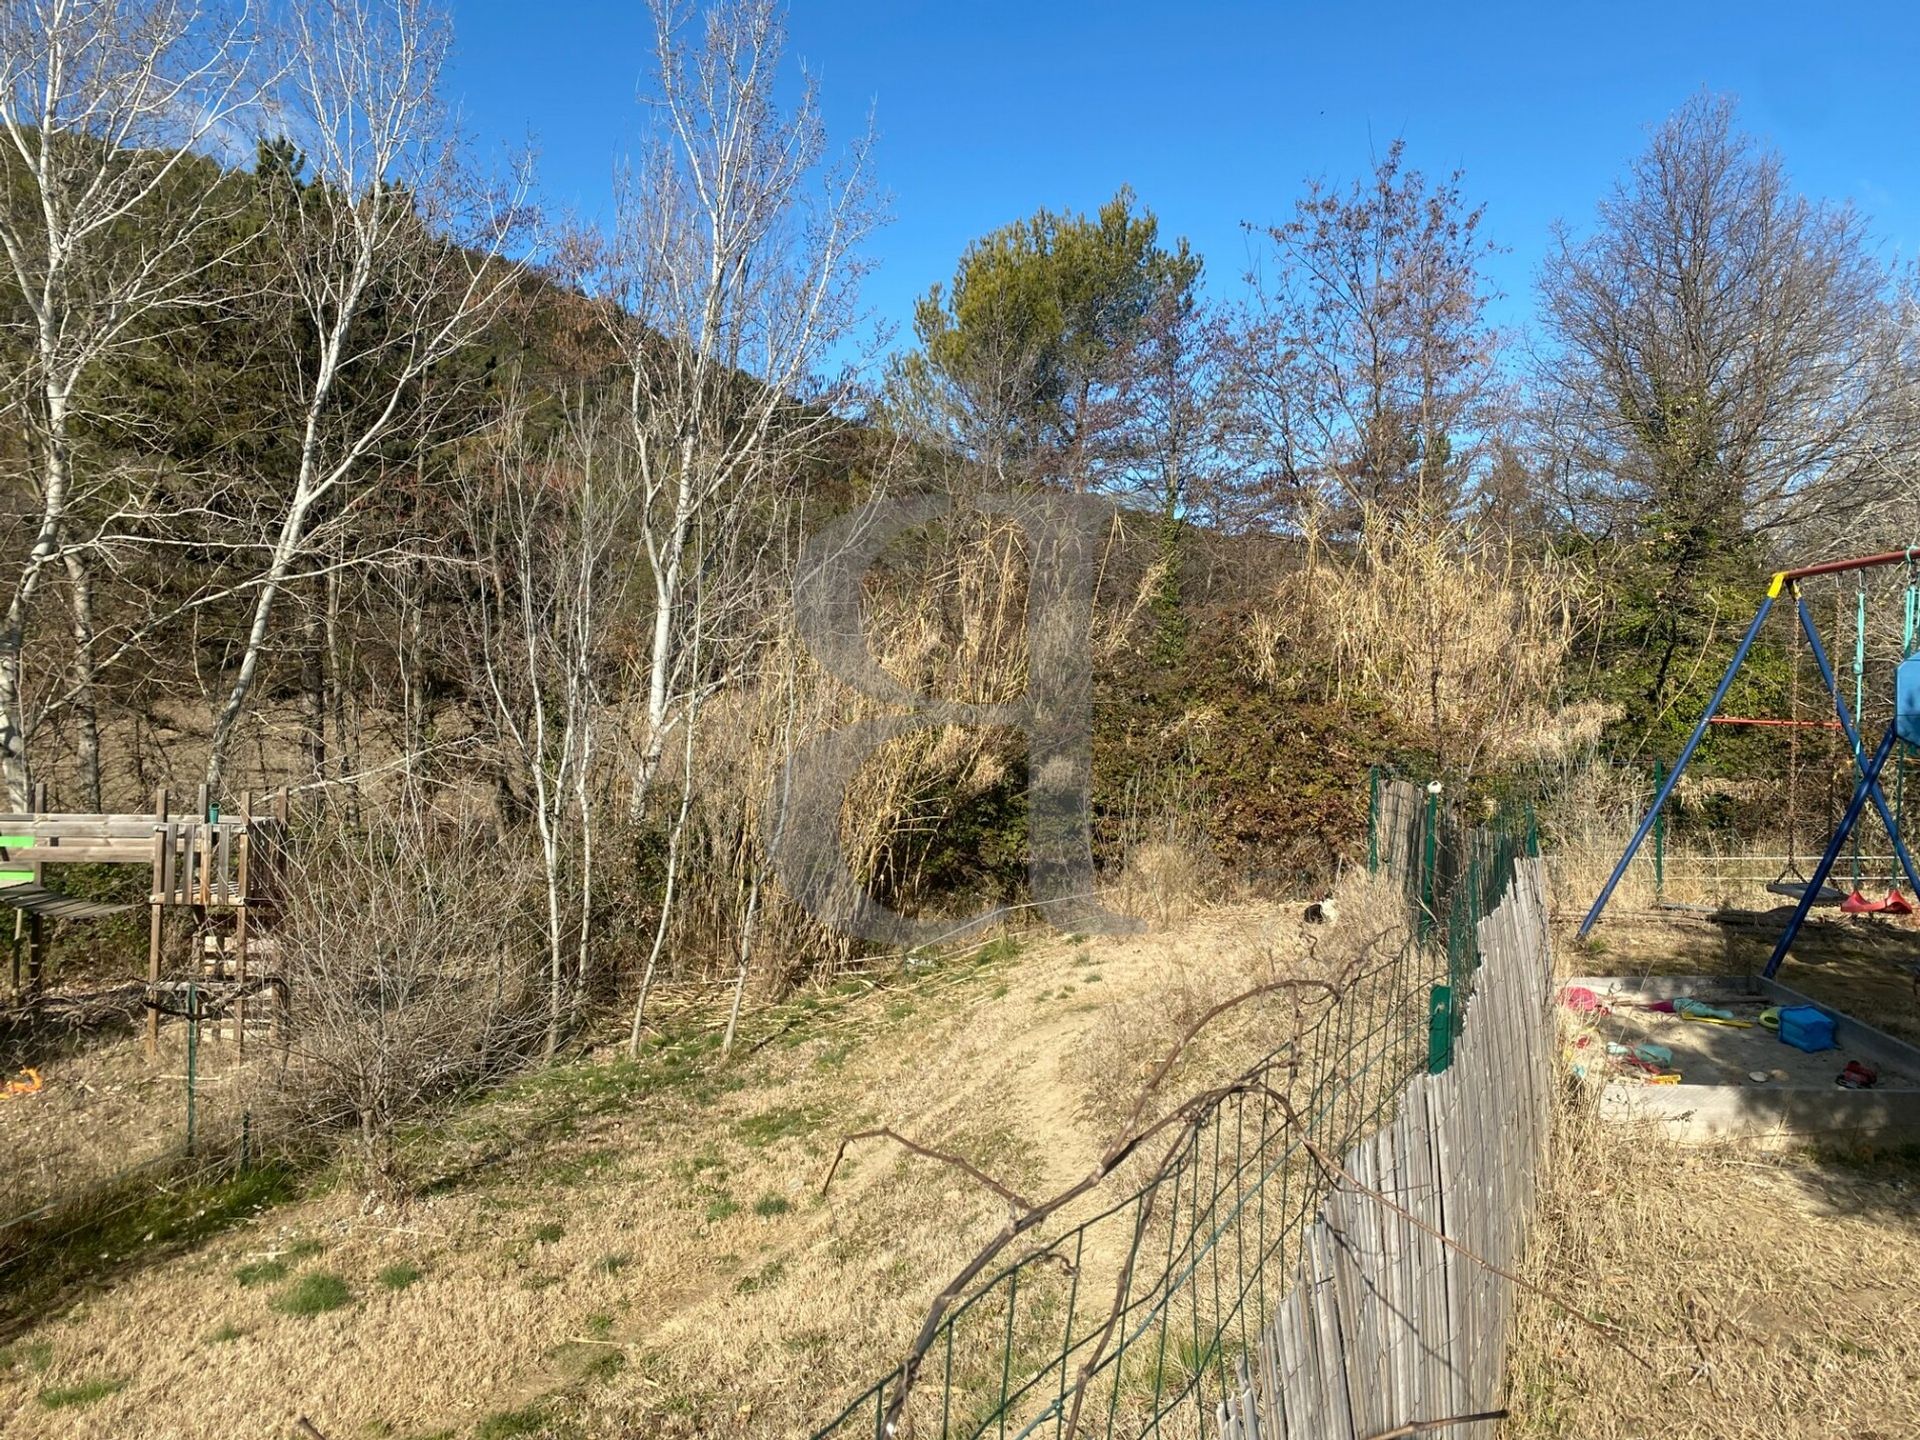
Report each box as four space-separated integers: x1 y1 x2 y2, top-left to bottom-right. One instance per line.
0 791 291 1055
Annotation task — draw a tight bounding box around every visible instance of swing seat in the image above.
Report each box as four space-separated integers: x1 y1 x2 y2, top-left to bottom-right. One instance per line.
1766 876 1844 906
1840 888 1889 915
1884 889 1916 917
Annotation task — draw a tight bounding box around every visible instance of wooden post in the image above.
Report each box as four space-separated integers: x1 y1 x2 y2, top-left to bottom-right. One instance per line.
25 912 43 998
272 792 290 1043
27 801 43 999
148 787 168 1059
235 793 251 1054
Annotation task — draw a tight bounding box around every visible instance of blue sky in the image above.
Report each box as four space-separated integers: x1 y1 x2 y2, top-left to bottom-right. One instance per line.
447 1 1920 354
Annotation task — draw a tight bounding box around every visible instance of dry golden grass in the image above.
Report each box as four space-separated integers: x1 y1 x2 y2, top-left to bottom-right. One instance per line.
1503 1089 1920 1440
1245 509 1591 776
0 1027 262 1226
0 886 1377 1440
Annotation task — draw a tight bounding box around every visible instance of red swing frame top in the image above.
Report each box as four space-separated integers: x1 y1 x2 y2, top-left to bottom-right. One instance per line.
1716 548 1920 727
1767 547 1920 595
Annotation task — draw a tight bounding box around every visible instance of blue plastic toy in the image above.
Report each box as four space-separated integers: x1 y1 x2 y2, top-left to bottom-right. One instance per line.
1898 654 1920 746
1777 1004 1836 1053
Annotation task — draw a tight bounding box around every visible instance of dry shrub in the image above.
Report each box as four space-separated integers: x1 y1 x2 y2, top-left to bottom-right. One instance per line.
1536 749 1806 917
1508 698 1620 767
1106 728 1220 924
1109 838 1214 926
1506 1075 1920 1439
1536 751 1658 914
1247 506 1592 775
251 808 545 1192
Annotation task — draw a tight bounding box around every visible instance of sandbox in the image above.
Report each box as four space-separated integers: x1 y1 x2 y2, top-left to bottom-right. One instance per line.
1564 973 1920 1144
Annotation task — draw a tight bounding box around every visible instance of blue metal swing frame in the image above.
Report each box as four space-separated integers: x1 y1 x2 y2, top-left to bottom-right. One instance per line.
1578 549 1920 980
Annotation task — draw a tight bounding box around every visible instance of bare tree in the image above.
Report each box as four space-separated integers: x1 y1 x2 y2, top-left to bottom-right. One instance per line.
0 0 254 807
1229 140 1502 530
1852 276 1920 553
595 0 882 818
1535 92 1896 718
202 0 527 790
468 399 632 1058
1535 92 1894 546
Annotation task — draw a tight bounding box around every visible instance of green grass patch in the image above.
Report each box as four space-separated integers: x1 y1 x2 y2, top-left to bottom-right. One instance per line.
0 1338 54 1374
704 1196 740 1223
207 1323 247 1343
734 1106 817 1147
377 1262 422 1291
37 1377 125 1410
583 1313 614 1340
540 1147 621 1185
271 1271 353 1316
752 1193 792 1217
734 1258 786 1295
593 1252 630 1276
579 1349 626 1383
1 1163 297 1331
976 935 1025 964
422 1032 735 1186
235 1257 290 1288
474 1402 573 1439
530 1221 564 1245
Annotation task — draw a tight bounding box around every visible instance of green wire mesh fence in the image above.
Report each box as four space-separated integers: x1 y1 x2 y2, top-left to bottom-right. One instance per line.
1367 769 1537 1074
813 770 1534 1440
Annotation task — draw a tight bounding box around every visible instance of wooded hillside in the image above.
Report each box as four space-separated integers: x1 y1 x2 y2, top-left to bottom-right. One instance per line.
4 0 1916 1092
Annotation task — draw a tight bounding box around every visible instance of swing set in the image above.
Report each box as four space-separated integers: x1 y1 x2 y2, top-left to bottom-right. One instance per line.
1581 547 1920 981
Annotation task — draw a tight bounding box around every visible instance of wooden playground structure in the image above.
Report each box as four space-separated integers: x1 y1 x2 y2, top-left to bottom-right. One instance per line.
1 784 291 1055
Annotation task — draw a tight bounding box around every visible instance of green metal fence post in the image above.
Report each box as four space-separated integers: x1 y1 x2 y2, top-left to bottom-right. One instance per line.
1426 984 1453 1074
1367 765 1380 875
185 976 198 1158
